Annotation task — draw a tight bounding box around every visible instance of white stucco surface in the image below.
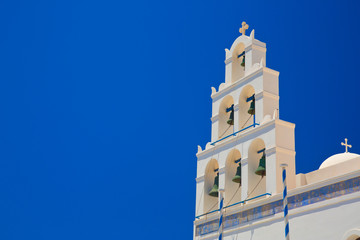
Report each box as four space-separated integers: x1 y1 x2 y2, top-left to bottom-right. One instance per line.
194 26 360 240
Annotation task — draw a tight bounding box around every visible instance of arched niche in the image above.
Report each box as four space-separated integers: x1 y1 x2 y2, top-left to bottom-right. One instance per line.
218 95 234 140
247 138 266 199
225 149 242 206
231 43 245 83
342 229 360 240
238 85 255 130
204 159 219 213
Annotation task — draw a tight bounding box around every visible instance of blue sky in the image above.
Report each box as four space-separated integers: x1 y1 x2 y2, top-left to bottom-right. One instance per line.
0 0 359 239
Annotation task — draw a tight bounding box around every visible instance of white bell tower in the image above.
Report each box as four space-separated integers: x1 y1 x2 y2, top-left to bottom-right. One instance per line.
194 23 296 224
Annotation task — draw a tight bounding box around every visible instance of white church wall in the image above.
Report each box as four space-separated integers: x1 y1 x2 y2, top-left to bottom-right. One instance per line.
195 179 205 216
220 193 360 240
250 44 267 68
195 171 360 240
295 173 307 187
262 68 279 95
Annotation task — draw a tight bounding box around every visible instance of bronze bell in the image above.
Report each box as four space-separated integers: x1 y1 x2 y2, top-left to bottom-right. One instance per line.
248 98 255 115
241 55 245 67
255 152 266 176
232 162 241 184
227 108 234 125
209 173 219 197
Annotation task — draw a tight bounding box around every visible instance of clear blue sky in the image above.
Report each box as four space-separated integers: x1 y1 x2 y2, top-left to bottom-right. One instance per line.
0 0 359 239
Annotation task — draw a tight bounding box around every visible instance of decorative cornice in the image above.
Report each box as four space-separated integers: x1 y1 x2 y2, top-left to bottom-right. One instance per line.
195 175 204 183
211 67 280 101
241 157 248 165
212 68 263 100
263 67 279 77
275 119 295 129
196 119 295 159
211 103 239 122
196 167 225 182
224 57 233 65
250 44 267 52
210 114 219 122
197 120 276 158
262 91 279 101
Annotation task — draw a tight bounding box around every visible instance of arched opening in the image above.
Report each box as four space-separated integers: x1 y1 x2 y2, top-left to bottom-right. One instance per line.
225 149 242 206
247 138 266 199
238 85 255 130
231 43 245 83
218 95 234 140
204 159 219 213
346 236 360 240
342 229 360 240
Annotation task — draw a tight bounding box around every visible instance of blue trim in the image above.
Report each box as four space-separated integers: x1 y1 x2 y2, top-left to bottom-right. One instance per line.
196 176 360 236
214 168 219 172
257 148 265 154
195 209 220 219
234 158 241 163
237 51 245 59
195 193 271 219
226 104 234 113
246 95 254 102
211 122 260 146
282 168 286 180
223 193 272 210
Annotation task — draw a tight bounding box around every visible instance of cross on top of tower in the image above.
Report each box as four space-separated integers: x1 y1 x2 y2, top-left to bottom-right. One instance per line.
239 21 249 35
341 138 352 153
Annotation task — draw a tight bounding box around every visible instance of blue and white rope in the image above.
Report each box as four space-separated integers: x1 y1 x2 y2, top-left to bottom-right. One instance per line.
282 166 290 240
218 191 224 240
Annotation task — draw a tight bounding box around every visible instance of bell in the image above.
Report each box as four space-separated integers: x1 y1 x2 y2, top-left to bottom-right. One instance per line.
227 108 234 125
232 163 242 184
255 152 266 176
241 55 245 67
209 173 219 197
248 98 255 115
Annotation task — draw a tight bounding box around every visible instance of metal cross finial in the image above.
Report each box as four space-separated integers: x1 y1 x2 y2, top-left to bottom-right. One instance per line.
341 138 352 153
239 21 249 35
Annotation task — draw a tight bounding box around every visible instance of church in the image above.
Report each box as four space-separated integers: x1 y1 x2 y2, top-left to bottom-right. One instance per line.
193 22 360 240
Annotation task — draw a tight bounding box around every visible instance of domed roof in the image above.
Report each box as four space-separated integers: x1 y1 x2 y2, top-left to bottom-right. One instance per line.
319 152 360 169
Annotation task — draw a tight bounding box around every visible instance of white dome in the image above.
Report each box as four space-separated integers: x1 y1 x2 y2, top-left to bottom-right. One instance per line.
319 152 360 169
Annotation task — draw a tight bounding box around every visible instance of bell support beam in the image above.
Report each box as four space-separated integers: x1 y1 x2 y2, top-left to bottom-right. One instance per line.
257 148 266 154
237 51 245 59
210 122 260 146
226 104 234 112
246 94 255 102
